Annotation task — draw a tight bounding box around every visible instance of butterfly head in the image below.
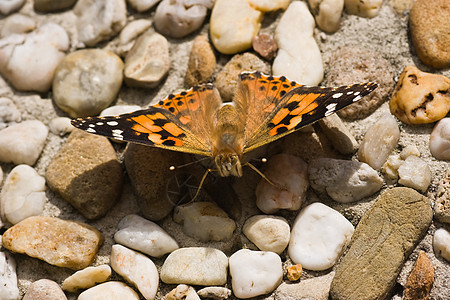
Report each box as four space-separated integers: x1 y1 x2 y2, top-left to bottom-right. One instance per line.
214 153 243 177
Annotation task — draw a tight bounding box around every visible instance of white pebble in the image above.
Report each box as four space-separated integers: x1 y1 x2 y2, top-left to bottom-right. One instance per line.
229 249 282 299
0 14 36 37
288 202 354 271
0 165 3 186
110 244 159 300
273 1 323 85
0 0 24 15
49 117 73 136
0 97 21 130
398 155 432 193
127 0 160 12
430 118 450 160
166 284 200 300
78 281 139 300
382 154 403 181
197 286 232 299
0 251 19 300
0 120 48 165
275 271 335 299
247 0 290 11
433 228 450 262
119 20 152 45
400 145 420 159
62 265 111 292
100 105 142 117
308 0 344 33
173 202 236 242
114 214 179 257
243 215 290 254
344 0 383 18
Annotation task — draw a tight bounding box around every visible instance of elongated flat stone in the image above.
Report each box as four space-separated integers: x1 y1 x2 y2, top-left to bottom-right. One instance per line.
330 187 432 300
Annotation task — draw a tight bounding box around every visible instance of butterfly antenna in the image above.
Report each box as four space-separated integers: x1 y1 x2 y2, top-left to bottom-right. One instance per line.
244 162 286 190
169 156 210 171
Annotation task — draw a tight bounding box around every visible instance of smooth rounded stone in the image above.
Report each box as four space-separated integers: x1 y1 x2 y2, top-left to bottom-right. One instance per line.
197 286 232 300
166 284 200 300
53 49 124 118
185 35 216 86
243 215 290 254
255 154 309 214
111 244 159 300
155 0 213 38
124 30 170 88
330 187 433 300
275 271 335 300
409 0 450 68
358 113 400 170
0 14 36 37
46 130 123 220
173 202 236 242
74 0 126 47
210 0 262 55
0 120 48 165
34 0 77 12
160 247 228 285
273 1 323 86
2 216 103 270
403 251 434 300
0 23 69 92
430 118 450 160
0 164 46 225
49 117 73 136
215 52 269 101
0 97 21 129
229 249 282 299
114 19 153 57
23 279 67 300
62 265 111 292
114 214 179 257
389 0 414 15
78 281 140 300
247 0 290 11
344 0 382 18
435 167 450 223
252 34 277 61
390 66 450 124
308 0 344 33
398 155 432 193
433 228 450 262
325 47 394 120
0 0 24 15
288 203 354 271
318 113 358 155
308 158 383 203
0 251 19 300
100 105 142 117
128 0 160 12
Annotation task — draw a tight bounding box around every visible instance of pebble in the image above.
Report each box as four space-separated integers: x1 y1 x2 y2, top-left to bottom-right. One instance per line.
308 0 344 33
430 118 450 160
409 0 450 68
286 264 303 281
400 145 421 159
62 265 111 292
403 251 434 300
318 113 358 155
100 105 142 117
389 0 414 15
0 97 21 129
288 202 354 271
344 0 383 18
0 120 48 165
128 0 160 12
74 0 127 47
255 154 309 214
0 251 19 300
34 0 77 12
273 1 323 85
247 0 290 11
433 228 450 262
435 167 450 223
324 47 394 119
23 279 67 300
160 247 228 285
0 0 24 15
173 202 236 242
0 23 69 92
358 113 400 170
46 130 123 220
0 14 36 37
210 0 262 54
0 164 46 225
124 30 170 88
0 165 2 186
115 19 153 56
155 0 213 38
114 214 179 257
166 284 200 300
185 35 216 86
111 244 159 300
229 249 282 299
390 66 450 124
330 187 432 299
397 155 432 193
308 158 383 203
52 49 124 118
275 271 335 300
252 34 278 61
242 215 290 254
214 52 269 101
49 117 73 136
2 216 103 270
78 281 140 300
197 286 232 300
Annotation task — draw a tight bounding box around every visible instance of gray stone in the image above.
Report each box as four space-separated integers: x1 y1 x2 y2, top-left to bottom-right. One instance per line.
23 279 67 300
318 113 358 155
34 0 77 12
185 35 216 86
0 0 24 15
0 251 19 300
435 166 450 223
275 271 335 300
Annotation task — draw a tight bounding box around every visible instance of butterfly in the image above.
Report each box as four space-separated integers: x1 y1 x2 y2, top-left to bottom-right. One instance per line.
72 71 377 178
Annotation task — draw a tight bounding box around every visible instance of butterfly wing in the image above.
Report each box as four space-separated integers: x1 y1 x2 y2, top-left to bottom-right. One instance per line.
71 84 223 157
234 72 378 153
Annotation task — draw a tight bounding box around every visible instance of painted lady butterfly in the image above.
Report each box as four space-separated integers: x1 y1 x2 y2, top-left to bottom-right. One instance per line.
72 72 377 177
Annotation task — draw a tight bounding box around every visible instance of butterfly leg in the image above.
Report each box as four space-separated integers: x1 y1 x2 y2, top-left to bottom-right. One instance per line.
243 162 287 191
188 168 213 203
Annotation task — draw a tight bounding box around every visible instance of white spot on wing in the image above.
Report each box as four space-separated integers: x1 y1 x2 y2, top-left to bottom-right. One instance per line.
354 91 360 96
325 103 337 116
86 128 96 133
353 95 362 102
107 121 119 126
89 124 95 128
332 93 343 98
96 122 104 125
347 91 353 95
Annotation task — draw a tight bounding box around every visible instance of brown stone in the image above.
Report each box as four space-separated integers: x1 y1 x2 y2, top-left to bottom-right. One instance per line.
403 251 434 300
252 34 278 60
23 279 67 300
286 264 303 281
434 166 450 224
185 35 216 87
